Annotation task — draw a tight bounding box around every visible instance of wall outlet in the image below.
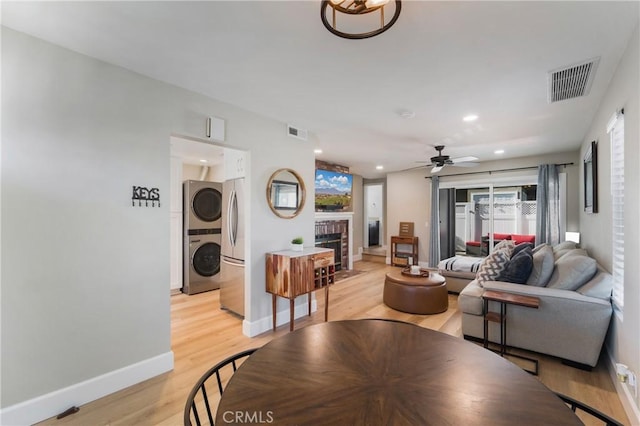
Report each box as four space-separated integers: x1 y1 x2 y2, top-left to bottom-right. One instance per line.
629 371 638 398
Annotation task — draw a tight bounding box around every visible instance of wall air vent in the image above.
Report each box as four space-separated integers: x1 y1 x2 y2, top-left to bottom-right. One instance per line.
287 124 308 141
548 57 599 103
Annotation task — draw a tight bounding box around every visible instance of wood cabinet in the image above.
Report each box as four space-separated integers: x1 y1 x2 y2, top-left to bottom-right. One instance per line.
391 236 418 266
266 248 335 331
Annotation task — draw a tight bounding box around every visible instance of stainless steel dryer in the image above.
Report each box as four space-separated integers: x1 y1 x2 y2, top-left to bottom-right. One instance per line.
182 229 221 295
184 180 223 231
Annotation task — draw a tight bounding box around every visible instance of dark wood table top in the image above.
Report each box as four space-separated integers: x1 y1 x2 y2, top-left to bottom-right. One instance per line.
216 320 580 425
483 290 540 308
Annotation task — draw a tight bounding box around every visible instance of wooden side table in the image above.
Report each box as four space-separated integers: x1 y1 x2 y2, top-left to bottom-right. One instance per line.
390 235 418 266
266 248 335 332
483 290 540 375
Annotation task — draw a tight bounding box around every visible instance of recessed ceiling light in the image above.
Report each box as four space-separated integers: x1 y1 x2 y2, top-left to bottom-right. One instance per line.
463 114 478 122
376 165 384 170
494 149 505 155
199 159 208 163
314 149 323 154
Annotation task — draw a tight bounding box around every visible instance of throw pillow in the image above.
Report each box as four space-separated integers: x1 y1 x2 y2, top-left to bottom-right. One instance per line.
546 254 598 291
526 245 554 287
511 242 534 258
493 239 516 257
476 250 510 286
497 247 533 284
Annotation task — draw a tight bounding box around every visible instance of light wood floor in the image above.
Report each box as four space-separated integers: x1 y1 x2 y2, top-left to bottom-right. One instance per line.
39 261 630 425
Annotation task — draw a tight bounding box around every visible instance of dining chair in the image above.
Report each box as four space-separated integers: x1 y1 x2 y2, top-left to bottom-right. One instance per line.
184 348 258 426
555 392 624 426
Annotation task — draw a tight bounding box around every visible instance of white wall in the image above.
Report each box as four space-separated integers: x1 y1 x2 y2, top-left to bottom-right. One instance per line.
386 168 431 267
580 24 639 419
1 28 315 423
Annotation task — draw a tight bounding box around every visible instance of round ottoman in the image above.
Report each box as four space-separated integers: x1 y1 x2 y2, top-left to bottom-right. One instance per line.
383 269 448 314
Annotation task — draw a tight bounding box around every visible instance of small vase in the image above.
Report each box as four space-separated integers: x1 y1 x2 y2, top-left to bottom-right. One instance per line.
291 243 304 252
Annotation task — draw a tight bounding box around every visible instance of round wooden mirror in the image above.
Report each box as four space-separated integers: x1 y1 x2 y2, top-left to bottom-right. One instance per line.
266 168 306 219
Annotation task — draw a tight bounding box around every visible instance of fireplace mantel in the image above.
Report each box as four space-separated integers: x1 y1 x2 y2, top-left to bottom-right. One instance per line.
315 212 353 270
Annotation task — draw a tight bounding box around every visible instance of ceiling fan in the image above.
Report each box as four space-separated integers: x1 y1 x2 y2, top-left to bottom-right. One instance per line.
421 145 479 174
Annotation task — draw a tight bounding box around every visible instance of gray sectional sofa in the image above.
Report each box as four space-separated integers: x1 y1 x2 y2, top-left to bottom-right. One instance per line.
458 242 614 368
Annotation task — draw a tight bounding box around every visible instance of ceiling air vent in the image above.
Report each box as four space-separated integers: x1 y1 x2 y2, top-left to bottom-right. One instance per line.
548 57 599 103
287 124 308 141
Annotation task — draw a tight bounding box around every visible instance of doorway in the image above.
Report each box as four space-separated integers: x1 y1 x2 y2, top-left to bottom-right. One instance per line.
364 182 384 249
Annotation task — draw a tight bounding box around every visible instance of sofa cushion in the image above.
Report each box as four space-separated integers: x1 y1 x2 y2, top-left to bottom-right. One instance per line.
576 266 613 300
493 233 511 240
553 241 578 251
532 243 549 253
553 241 578 260
526 245 554 287
497 247 533 284
557 248 589 260
476 249 510 286
546 254 597 291
511 234 535 245
458 280 485 315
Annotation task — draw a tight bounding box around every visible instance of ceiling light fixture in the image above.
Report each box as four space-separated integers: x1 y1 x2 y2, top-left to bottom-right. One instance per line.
321 0 402 40
494 149 505 155
376 165 384 170
463 114 478 122
314 149 323 154
199 159 208 163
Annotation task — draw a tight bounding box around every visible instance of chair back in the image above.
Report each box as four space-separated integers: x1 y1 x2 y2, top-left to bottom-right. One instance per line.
555 393 623 426
184 348 258 426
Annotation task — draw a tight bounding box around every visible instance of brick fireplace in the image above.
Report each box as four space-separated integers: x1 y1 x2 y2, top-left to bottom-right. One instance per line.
315 213 353 271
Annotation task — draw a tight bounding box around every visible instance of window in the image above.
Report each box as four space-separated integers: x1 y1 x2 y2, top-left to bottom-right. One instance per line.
608 110 624 313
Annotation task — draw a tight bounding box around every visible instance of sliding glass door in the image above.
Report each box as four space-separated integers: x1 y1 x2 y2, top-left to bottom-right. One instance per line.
443 176 540 259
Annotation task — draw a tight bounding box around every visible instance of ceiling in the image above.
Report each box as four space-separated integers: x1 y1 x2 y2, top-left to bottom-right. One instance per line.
2 1 638 178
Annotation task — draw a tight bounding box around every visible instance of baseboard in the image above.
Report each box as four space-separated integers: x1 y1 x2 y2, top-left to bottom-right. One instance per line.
353 253 362 262
0 351 174 426
606 350 640 425
243 297 317 337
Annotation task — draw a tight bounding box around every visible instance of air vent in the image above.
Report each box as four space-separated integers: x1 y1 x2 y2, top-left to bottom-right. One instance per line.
287 124 308 141
548 58 599 103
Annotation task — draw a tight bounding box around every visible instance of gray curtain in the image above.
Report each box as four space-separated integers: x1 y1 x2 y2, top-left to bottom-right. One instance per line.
429 176 440 267
536 164 560 245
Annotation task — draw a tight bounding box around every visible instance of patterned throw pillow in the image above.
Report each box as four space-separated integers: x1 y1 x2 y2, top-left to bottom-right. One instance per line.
476 250 510 286
493 239 516 258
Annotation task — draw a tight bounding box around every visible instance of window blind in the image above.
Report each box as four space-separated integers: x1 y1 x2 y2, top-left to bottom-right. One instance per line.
608 111 624 312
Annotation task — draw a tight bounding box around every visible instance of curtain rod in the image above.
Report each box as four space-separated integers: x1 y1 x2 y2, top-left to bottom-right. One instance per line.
424 162 574 179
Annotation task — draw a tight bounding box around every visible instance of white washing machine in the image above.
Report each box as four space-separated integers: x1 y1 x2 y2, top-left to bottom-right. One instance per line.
184 180 223 231
182 229 221 295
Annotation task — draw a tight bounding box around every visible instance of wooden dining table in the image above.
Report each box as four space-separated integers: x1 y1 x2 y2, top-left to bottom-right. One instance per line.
216 319 581 425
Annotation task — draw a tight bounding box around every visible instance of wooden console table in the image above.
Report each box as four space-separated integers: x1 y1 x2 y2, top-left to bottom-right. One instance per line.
390 235 418 266
483 290 540 375
266 248 335 331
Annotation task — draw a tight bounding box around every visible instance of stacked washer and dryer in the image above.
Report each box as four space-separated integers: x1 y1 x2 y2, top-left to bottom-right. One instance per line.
182 180 223 295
